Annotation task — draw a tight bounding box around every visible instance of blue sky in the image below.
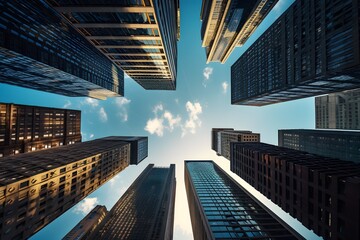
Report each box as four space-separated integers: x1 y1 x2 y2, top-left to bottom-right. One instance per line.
0 0 322 239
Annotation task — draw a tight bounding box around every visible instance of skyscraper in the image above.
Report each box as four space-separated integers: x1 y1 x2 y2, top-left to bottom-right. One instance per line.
278 129 360 163
211 128 260 159
315 89 360 130
231 0 360 106
0 136 147 240
50 0 180 90
211 128 234 152
103 136 148 165
185 160 302 240
200 0 278 63
62 205 108 240
0 103 81 158
230 142 360 240
0 1 124 100
90 164 176 240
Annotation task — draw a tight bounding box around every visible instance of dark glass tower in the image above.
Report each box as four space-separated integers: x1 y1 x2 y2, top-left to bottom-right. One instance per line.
90 164 176 240
0 1 124 99
211 128 234 153
0 136 147 240
231 0 360 106
49 0 180 90
200 0 278 63
230 142 360 240
0 103 81 158
315 89 360 130
185 160 302 240
278 129 360 163
62 205 108 240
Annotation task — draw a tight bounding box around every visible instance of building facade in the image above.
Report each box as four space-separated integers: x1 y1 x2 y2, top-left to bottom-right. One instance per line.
211 128 234 153
50 0 180 90
0 1 124 100
90 164 176 240
230 142 360 240
211 129 260 159
278 129 360 163
0 103 81 158
315 89 360 130
231 0 360 106
185 160 302 240
200 0 278 63
62 205 108 240
0 136 147 240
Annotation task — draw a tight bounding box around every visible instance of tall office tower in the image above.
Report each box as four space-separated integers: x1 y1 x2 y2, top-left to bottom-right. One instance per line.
50 0 180 90
200 0 278 63
0 136 148 240
230 142 360 240
184 160 302 240
0 1 124 100
231 0 360 106
103 136 148 165
315 89 360 130
278 129 360 163
62 205 108 240
90 164 176 240
211 128 260 159
211 128 234 152
0 103 81 158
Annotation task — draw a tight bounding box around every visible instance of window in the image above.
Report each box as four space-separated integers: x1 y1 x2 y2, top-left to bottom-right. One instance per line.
20 181 29 189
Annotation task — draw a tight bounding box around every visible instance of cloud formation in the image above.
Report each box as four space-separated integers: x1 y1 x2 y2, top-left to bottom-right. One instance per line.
114 97 131 122
182 101 202 136
74 197 99 215
63 100 72 108
144 102 202 137
82 98 99 107
203 67 213 80
222 81 229 94
99 107 108 122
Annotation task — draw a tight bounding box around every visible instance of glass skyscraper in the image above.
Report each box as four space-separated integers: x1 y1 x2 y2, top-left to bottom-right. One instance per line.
50 0 180 90
200 0 278 63
90 164 176 240
0 1 124 100
278 129 360 163
185 160 301 240
231 0 360 106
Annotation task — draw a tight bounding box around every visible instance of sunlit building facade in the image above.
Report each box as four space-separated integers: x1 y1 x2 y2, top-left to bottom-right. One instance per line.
278 129 360 163
62 205 108 240
231 0 360 106
0 1 124 100
200 0 278 63
0 103 81 158
185 160 301 240
230 142 360 240
316 89 360 130
90 164 176 240
50 0 180 90
211 128 260 160
0 136 147 240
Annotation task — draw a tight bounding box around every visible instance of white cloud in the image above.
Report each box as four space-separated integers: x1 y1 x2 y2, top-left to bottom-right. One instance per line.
114 97 131 122
144 117 165 136
82 98 99 107
203 67 213 80
63 100 72 108
164 111 181 131
153 104 164 114
182 101 203 136
99 107 108 122
89 134 94 139
222 81 229 94
74 197 98 215
175 98 179 104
